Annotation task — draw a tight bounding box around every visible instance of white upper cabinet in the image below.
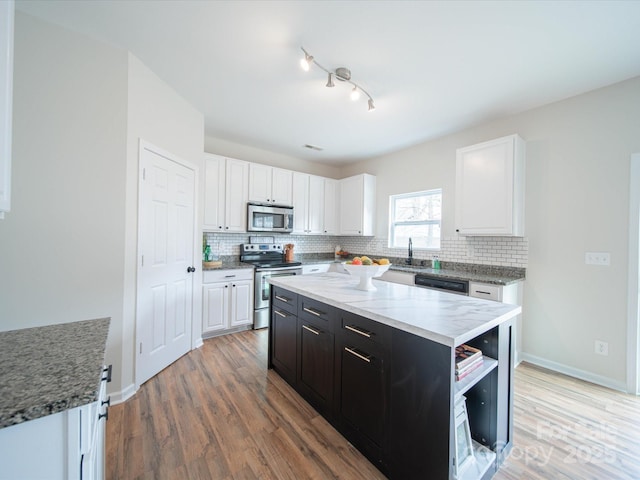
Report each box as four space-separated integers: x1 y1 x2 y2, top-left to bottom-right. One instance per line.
455 134 525 236
291 172 324 235
248 163 293 206
203 153 249 232
323 178 338 235
307 174 324 234
0 1 14 219
339 174 376 236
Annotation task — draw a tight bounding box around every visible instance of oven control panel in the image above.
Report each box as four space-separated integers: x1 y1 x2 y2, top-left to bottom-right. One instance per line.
242 243 282 253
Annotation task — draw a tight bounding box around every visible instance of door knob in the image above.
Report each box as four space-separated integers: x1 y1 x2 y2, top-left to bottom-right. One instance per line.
187 266 196 273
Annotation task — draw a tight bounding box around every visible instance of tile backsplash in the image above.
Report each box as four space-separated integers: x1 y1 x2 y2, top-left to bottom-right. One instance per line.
203 232 528 268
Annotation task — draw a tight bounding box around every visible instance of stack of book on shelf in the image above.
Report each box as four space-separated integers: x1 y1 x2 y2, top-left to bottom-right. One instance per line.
455 344 483 381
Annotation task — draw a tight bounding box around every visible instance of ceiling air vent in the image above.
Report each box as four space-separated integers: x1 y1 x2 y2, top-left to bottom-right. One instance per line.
304 144 323 152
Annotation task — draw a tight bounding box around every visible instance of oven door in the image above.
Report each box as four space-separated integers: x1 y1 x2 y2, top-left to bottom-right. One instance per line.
255 268 303 309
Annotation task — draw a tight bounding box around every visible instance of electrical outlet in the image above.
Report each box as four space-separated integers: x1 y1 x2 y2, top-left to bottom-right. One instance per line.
595 340 609 356
585 252 610 266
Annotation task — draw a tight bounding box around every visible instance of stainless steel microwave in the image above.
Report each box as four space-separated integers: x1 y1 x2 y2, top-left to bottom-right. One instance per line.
247 203 294 233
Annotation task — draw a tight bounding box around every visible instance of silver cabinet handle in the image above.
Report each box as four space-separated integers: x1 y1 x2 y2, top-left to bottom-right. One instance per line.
345 346 371 363
345 324 372 338
275 310 288 318
475 290 491 295
275 295 290 303
224 275 236 278
303 307 324 317
302 324 320 335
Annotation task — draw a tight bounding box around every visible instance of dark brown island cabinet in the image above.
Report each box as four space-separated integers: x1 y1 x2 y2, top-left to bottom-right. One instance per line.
268 284 515 480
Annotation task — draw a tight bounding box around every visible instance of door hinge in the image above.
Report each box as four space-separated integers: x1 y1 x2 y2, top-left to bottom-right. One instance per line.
141 255 144 267
139 342 142 354
142 168 146 180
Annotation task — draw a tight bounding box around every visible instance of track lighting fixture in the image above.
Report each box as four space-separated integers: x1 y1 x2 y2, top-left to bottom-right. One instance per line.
300 46 376 111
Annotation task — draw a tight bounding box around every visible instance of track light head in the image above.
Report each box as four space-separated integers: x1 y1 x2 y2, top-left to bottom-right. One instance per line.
350 86 360 101
326 73 335 88
368 98 375 111
300 53 313 71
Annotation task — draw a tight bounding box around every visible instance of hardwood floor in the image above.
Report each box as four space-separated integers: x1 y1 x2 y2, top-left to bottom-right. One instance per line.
107 329 640 479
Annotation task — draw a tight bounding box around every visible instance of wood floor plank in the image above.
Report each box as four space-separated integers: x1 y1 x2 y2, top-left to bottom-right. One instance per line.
107 329 640 480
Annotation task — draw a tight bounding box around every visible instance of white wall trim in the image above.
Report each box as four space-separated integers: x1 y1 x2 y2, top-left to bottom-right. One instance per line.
627 153 640 395
520 352 627 392
108 383 137 406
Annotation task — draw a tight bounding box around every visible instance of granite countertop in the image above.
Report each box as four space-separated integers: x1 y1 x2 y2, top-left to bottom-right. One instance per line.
269 273 520 347
202 259 254 271
388 264 525 286
0 318 111 429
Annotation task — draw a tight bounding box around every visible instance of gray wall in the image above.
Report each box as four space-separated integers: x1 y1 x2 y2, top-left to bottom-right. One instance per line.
341 76 640 388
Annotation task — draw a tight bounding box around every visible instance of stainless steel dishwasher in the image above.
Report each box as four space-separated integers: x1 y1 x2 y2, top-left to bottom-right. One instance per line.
414 274 469 295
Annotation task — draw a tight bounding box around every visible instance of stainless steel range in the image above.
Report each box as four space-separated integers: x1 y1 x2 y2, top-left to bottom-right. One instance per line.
240 243 303 329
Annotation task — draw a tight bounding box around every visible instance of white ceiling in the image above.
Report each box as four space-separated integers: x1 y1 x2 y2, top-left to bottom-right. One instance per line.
16 0 640 165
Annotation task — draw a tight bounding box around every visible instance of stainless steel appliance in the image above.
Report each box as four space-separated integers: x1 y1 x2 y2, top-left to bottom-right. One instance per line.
241 243 302 329
414 274 469 295
247 203 294 233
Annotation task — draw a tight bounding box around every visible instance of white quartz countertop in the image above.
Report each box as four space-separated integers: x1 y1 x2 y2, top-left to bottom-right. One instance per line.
269 273 521 347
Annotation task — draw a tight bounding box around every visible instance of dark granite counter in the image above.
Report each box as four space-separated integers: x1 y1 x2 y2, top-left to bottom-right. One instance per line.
202 256 254 271
389 264 525 286
0 318 110 429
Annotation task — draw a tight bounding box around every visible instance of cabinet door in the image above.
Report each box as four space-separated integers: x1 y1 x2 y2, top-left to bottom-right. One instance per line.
203 283 229 333
340 342 386 447
307 174 325 234
455 134 525 236
271 167 293 205
271 306 297 384
291 172 309 234
203 154 226 230
248 163 272 203
298 319 334 415
225 158 249 232
0 0 13 218
339 176 363 235
339 174 375 236
323 178 338 234
230 279 253 327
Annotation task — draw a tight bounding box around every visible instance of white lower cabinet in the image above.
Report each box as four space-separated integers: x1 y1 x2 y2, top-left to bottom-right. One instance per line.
203 269 254 335
378 270 416 286
0 368 109 480
470 281 523 364
301 263 331 275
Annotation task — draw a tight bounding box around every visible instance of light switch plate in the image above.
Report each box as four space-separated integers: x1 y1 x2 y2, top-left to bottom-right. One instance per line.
585 252 610 266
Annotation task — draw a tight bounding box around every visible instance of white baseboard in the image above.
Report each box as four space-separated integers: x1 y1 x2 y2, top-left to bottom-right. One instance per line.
519 352 627 393
193 336 204 349
108 383 137 406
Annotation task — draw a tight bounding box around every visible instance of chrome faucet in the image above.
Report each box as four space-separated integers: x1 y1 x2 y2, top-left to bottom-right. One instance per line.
406 237 413 265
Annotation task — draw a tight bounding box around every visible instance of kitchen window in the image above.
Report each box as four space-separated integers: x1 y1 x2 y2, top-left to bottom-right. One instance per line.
389 189 442 250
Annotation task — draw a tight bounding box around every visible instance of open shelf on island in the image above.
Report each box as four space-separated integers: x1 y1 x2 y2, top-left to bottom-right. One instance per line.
454 357 498 399
457 440 497 480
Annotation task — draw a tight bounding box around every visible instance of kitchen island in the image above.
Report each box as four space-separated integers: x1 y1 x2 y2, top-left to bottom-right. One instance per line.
268 273 520 480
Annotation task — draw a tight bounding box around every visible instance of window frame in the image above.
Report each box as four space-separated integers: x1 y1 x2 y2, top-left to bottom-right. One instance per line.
388 188 442 250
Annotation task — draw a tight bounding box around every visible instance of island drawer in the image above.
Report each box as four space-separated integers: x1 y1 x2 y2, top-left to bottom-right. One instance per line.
340 311 391 347
273 287 298 315
299 296 334 331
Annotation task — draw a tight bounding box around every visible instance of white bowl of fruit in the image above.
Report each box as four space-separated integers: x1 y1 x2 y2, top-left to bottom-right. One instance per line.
342 256 391 291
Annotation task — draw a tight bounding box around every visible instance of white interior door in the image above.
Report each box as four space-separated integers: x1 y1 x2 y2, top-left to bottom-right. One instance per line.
136 143 195 386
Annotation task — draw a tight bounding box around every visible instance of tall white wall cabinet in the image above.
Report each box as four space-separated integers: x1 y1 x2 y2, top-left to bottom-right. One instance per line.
0 0 14 219
455 134 525 236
